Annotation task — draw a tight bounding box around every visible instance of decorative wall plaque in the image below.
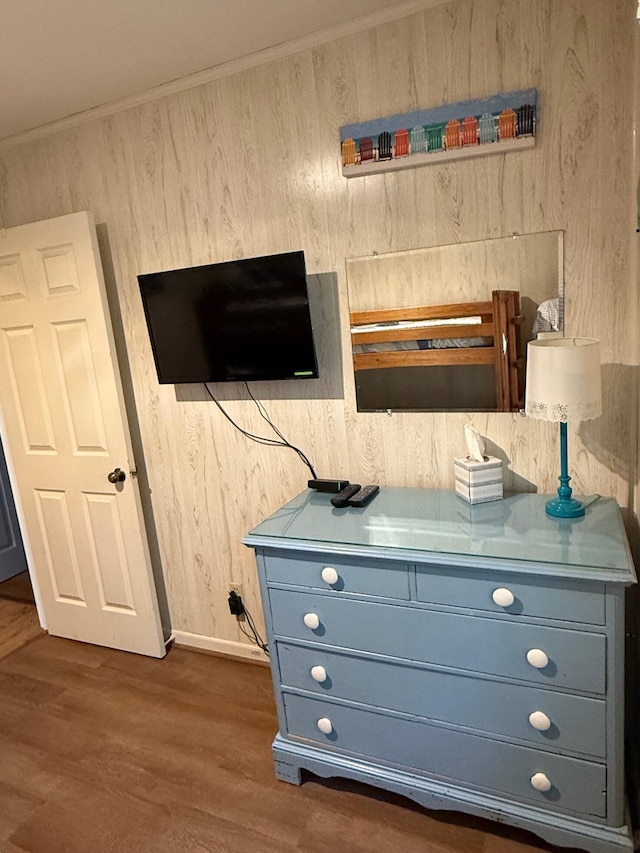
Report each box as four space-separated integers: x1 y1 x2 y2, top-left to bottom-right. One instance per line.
340 89 537 178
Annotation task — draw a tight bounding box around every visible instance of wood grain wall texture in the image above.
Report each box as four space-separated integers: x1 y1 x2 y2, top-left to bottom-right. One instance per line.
0 0 637 651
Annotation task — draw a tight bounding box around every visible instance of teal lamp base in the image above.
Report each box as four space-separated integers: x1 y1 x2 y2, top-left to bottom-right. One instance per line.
545 494 585 518
546 421 585 518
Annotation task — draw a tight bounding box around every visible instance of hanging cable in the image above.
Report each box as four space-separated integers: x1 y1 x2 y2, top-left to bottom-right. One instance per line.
244 383 317 478
239 603 269 656
204 383 317 478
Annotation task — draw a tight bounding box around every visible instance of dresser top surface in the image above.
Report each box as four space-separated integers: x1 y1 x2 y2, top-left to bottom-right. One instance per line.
245 488 636 581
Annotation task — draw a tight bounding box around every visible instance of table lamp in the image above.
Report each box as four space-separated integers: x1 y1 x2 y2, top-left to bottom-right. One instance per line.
525 337 602 518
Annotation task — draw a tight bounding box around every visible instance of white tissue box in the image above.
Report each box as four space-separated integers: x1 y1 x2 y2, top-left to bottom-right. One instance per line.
454 455 503 504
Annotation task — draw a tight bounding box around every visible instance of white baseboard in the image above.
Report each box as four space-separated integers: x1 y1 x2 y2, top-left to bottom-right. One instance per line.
171 630 269 664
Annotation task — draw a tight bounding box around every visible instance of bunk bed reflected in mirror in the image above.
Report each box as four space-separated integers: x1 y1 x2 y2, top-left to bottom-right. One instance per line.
346 231 564 413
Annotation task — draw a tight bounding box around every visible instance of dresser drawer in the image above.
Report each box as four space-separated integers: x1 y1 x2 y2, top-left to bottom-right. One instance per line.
416 568 605 625
277 642 607 757
269 589 606 694
283 693 607 818
263 550 410 599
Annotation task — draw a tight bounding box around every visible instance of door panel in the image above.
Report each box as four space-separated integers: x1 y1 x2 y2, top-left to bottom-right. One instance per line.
3 325 57 452
0 211 165 656
53 319 109 453
82 491 135 611
33 488 84 602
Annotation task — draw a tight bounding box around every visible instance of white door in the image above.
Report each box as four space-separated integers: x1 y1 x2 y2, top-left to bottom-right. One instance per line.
0 211 166 657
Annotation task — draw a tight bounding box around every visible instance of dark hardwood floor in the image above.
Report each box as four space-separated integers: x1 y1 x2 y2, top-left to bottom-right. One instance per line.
0 571 36 605
0 571 43 662
0 635 585 853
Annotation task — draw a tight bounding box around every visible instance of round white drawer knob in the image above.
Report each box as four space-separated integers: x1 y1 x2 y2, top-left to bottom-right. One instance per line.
529 711 552 731
303 612 320 630
311 665 328 683
317 717 333 735
530 772 552 792
526 648 549 669
321 566 339 585
492 587 515 608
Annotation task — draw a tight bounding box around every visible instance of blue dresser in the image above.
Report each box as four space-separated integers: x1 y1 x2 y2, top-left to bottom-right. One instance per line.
244 488 637 853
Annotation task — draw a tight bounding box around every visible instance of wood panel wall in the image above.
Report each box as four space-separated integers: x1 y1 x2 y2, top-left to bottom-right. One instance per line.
0 0 637 654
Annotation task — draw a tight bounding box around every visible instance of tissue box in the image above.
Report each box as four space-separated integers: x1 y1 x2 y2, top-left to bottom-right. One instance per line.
454 455 503 504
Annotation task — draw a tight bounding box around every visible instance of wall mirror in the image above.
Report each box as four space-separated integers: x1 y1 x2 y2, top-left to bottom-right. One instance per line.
346 230 563 413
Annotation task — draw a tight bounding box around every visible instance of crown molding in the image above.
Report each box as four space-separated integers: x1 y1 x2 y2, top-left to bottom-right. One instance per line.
0 0 449 151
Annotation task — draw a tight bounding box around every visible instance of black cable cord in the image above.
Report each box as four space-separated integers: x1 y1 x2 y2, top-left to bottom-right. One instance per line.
244 606 266 643
203 382 317 479
243 603 267 651
204 384 290 448
239 623 268 656
238 603 269 655
244 382 317 478
245 383 289 444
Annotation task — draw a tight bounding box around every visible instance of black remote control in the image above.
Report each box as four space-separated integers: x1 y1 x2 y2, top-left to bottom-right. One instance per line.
331 483 361 508
346 485 380 507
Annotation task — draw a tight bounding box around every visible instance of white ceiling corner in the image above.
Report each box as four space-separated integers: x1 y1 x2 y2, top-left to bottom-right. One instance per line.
0 0 441 145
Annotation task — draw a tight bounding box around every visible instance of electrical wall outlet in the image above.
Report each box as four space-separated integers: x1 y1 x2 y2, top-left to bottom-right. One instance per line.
229 582 243 599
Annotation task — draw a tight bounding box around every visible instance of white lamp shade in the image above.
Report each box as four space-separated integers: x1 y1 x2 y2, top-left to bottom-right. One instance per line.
525 338 602 423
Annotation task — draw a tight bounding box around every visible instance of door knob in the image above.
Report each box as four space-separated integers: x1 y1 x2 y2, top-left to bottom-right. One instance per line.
107 468 126 484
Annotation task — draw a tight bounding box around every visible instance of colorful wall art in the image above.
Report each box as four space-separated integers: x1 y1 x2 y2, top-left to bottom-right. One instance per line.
340 89 537 178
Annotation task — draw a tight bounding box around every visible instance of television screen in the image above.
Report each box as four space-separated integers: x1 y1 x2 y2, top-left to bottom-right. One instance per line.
138 251 319 384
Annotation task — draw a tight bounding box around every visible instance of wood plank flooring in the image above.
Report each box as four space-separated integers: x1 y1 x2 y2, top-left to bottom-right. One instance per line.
0 636 584 853
0 572 43 662
0 571 36 605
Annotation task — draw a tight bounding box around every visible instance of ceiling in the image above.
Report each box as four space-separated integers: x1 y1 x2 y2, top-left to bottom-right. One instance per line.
0 0 425 142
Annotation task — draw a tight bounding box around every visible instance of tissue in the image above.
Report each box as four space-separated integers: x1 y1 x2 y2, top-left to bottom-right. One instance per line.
464 424 486 462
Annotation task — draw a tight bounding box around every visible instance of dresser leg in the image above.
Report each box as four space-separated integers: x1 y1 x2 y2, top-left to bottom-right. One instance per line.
274 758 302 785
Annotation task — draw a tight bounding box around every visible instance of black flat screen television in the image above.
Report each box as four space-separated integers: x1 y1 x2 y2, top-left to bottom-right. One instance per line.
138 250 319 384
